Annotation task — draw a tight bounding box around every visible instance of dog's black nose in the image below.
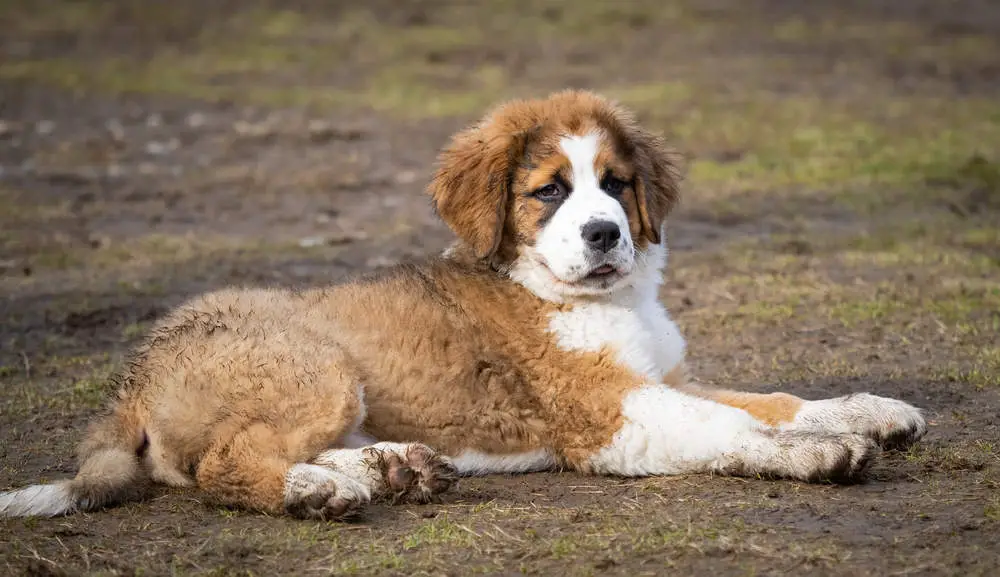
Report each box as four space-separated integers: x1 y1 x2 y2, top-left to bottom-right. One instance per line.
581 220 621 253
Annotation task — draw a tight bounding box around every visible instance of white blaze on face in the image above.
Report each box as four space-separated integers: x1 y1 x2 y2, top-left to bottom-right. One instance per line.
534 131 634 283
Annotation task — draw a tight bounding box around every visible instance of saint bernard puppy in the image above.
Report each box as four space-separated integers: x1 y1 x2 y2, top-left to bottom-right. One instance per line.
0 91 927 520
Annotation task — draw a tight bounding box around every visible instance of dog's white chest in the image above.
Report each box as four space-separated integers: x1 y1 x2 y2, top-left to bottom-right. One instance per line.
547 296 685 381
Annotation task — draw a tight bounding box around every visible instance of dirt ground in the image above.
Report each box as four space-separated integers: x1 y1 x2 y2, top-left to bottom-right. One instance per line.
1 0 998 575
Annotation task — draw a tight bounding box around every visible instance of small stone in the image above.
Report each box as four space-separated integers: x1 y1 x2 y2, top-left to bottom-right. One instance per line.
185 112 206 128
307 119 333 141
145 138 179 156
35 120 55 135
233 120 273 138
105 119 126 142
298 236 326 248
395 170 418 184
0 120 13 139
146 114 163 128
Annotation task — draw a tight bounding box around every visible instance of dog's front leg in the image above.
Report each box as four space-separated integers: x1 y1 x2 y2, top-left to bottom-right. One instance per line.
582 384 879 482
679 383 927 451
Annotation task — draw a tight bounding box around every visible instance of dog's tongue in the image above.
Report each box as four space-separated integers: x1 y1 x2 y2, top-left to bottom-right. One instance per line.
592 265 614 275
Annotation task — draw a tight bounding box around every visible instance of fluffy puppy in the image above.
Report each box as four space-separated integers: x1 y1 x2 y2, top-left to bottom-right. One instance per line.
0 91 926 520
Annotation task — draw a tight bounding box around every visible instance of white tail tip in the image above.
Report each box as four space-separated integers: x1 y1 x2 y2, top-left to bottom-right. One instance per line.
0 483 76 518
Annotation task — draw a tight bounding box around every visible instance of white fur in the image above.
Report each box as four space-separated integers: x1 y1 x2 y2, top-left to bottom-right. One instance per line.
587 385 772 475
587 385 878 479
547 243 683 381
0 483 75 518
510 131 636 301
450 449 558 476
337 384 377 449
312 442 413 494
787 393 927 441
284 463 371 511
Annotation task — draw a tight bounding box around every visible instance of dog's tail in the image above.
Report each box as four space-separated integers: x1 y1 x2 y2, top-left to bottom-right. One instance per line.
0 403 149 518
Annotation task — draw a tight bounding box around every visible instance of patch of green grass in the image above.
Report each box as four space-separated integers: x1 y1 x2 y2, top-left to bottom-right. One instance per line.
0 6 503 118
683 98 1000 207
986 499 1000 522
121 322 150 341
402 517 476 550
548 536 578 559
904 442 997 472
933 346 1000 389
4 354 116 415
69 373 111 408
1 0 113 35
20 233 307 274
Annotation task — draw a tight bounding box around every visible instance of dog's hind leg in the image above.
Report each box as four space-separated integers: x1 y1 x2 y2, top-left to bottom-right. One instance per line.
196 421 371 520
192 358 372 520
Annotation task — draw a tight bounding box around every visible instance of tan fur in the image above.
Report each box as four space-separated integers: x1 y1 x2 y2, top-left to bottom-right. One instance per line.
326 263 649 469
681 384 805 426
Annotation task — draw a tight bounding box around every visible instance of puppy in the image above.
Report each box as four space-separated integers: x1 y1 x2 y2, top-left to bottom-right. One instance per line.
0 91 926 520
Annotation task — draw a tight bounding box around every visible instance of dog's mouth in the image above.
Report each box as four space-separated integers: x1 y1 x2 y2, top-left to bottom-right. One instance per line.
530 252 631 292
586 264 617 278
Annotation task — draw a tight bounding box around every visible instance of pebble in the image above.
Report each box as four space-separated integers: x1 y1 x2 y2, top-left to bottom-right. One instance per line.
146 138 180 156
233 120 273 138
298 236 326 248
106 164 125 178
395 170 418 184
105 119 126 143
185 112 206 128
35 120 55 135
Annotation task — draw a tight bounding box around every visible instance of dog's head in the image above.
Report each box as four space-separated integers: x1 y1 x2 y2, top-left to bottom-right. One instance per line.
430 90 680 301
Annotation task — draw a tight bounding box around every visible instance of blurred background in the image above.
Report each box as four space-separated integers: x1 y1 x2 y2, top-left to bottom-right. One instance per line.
1 1 998 575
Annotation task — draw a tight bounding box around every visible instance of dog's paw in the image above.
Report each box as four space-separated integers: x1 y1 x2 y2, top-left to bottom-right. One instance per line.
788 393 927 450
284 464 370 520
365 443 458 503
769 431 879 483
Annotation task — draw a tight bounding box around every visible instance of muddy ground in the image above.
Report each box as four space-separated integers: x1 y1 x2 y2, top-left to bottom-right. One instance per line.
1 0 999 575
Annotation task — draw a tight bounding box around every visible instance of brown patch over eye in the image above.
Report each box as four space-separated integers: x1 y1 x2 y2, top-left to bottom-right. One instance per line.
525 153 570 192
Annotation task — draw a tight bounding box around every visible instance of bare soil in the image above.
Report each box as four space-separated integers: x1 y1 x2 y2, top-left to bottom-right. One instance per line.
2 1 998 575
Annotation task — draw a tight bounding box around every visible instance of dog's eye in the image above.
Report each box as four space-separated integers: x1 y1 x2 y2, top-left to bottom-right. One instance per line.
533 182 567 201
602 175 628 197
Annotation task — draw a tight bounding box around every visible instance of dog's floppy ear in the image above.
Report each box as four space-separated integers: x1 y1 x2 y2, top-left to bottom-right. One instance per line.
631 127 682 245
429 124 526 259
